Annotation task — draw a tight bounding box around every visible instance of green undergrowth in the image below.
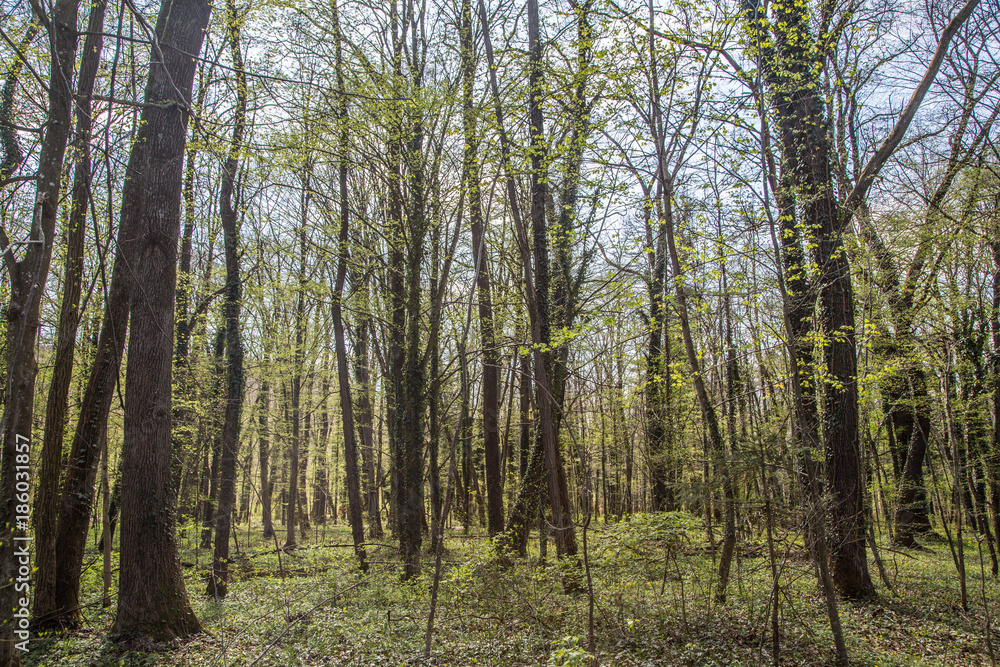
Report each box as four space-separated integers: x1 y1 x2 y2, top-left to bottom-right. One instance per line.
24 514 999 666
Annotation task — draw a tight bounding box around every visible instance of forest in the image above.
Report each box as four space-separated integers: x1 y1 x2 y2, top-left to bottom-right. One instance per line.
0 0 998 663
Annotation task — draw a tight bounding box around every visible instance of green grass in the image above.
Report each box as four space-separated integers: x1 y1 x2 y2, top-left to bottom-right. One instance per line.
24 516 1000 666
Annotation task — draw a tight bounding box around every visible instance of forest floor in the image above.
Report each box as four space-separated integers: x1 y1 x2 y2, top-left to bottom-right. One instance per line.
25 514 1000 666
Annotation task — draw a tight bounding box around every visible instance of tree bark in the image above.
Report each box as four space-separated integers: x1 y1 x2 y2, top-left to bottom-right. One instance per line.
200 327 226 549
1 0 78 655
207 0 247 597
285 172 310 549
480 0 575 558
330 0 368 571
110 0 210 640
394 0 429 579
743 0 875 599
313 356 330 524
461 0 503 536
0 21 40 184
355 315 382 538
32 0 106 630
258 369 274 539
990 239 1000 562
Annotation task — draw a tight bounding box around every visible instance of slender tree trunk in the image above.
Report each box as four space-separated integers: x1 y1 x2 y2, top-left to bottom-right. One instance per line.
355 316 383 538
460 0 502 535
661 179 737 602
258 368 274 538
743 0 875 599
460 341 473 529
519 336 531 483
990 240 1000 561
0 0 78 658
32 0 106 630
386 0 406 548
286 173 311 549
644 193 669 512
172 70 208 511
313 356 330 524
330 0 368 571
201 327 226 549
299 379 312 533
207 0 247 597
52 252 129 627
110 0 210 640
428 211 443 549
395 0 429 579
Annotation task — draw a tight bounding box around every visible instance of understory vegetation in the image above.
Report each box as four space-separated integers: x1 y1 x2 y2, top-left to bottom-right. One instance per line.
26 520 999 667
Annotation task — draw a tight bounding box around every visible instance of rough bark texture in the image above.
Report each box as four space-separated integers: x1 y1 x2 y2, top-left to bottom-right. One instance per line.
330 0 368 571
0 21 39 183
644 10 670 512
32 0 106 630
109 0 210 641
208 0 247 597
50 218 131 629
743 0 875 599
1 0 78 655
393 0 429 580
478 0 574 558
461 0 503 536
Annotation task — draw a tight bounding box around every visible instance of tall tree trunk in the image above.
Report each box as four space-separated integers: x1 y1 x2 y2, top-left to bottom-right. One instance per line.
460 340 473 529
742 0 876 599
207 0 247 598
0 0 78 658
990 239 1000 560
519 334 531 482
460 0 502 536
110 0 210 640
395 0 429 579
386 0 406 548
476 0 574 559
355 315 382 538
32 0 106 630
661 178 737 602
428 207 443 549
330 0 368 571
313 354 330 524
258 368 275 539
299 379 312 533
201 327 226 549
644 193 669 512
285 172 310 549
50 201 131 630
172 70 208 511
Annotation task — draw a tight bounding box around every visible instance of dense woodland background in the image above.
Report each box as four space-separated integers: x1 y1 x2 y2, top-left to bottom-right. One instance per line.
1 0 999 664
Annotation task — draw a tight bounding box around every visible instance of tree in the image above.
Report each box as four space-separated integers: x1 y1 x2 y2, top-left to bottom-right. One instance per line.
207 0 249 598
328 0 368 571
742 0 981 599
110 0 210 640
32 0 107 630
461 0 503 537
1 0 79 657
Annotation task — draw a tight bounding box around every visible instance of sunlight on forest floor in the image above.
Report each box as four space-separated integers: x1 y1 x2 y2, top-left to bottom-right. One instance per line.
24 517 999 666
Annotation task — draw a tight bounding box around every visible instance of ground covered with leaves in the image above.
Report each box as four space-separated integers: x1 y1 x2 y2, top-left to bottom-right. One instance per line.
24 514 1000 666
